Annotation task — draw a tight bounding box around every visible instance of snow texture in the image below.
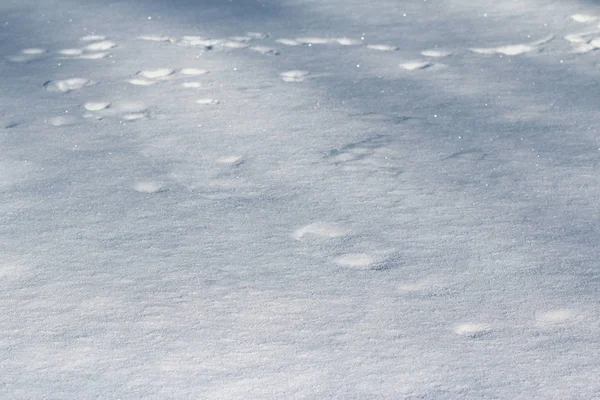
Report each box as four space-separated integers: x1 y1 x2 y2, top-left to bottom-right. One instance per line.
1 0 600 398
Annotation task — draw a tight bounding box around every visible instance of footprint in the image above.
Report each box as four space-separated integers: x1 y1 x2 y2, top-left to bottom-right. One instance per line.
535 309 577 326
229 36 252 42
78 52 110 60
276 38 301 46
421 49 451 57
84 40 117 51
367 44 398 51
247 32 268 39
453 323 491 338
44 78 95 93
564 31 600 53
400 61 432 70
334 253 389 271
122 113 146 121
179 68 209 76
292 222 349 240
179 37 222 49
325 135 401 175
80 35 107 42
196 99 220 105
296 37 335 45
83 101 110 111
454 323 491 338
216 155 243 166
7 48 47 62
470 35 553 56
22 48 47 55
222 41 249 49
280 70 310 82
47 116 79 126
138 35 173 42
129 79 156 86
182 82 202 88
250 46 279 55
58 48 84 56
133 181 166 193
138 68 175 79
571 14 597 23
336 38 363 46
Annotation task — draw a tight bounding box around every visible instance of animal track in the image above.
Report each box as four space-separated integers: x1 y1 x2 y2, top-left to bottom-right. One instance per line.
325 135 402 175
138 68 175 79
292 222 349 240
80 35 106 41
571 14 597 23
216 155 243 166
334 253 391 271
84 40 117 52
196 99 220 105
367 44 398 51
84 102 110 111
280 70 310 82
421 49 451 57
44 78 95 93
180 68 209 76
453 323 491 338
400 61 432 70
470 35 553 56
133 181 166 193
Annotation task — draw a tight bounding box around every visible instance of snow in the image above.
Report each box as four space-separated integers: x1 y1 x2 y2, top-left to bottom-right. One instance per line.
2 0 600 398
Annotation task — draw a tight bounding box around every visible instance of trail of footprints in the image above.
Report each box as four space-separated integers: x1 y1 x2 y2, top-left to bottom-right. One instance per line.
32 10 600 131
9 10 597 347
291 218 592 339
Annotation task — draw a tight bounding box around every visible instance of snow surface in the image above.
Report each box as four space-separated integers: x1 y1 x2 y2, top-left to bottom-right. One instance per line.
2 0 600 398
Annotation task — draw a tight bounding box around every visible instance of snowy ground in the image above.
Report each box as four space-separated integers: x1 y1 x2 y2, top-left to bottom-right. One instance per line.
2 0 600 398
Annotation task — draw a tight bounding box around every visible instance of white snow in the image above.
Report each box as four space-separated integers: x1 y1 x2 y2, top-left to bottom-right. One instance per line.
2 0 600 398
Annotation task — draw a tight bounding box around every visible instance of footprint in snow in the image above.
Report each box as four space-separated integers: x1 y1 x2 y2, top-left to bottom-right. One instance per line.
182 82 203 88
453 323 492 338
400 61 432 70
334 253 392 271
180 68 209 76
130 68 174 85
133 181 167 194
216 155 243 166
571 14 597 23
138 35 174 42
276 38 301 46
470 35 554 55
367 44 398 51
535 308 583 328
7 48 47 62
280 70 310 82
44 78 95 93
293 222 349 240
83 100 148 121
138 68 175 79
564 31 600 53
250 46 279 56
421 49 452 57
58 48 84 56
296 37 335 45
196 99 220 105
78 52 111 60
83 101 110 112
84 40 116 52
80 35 106 42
